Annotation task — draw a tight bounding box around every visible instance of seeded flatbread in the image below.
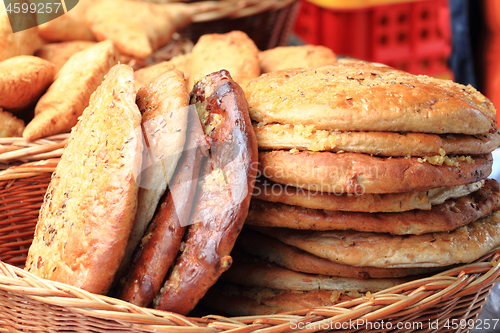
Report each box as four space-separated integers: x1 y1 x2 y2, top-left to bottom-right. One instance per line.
203 283 357 316
25 64 143 294
255 124 500 157
259 151 492 194
247 179 500 234
254 178 484 212
241 63 497 135
252 211 500 268
237 229 446 278
224 252 410 292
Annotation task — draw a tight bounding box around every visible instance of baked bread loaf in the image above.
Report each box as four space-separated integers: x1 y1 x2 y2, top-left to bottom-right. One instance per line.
247 179 500 234
118 69 189 277
241 63 497 134
153 70 258 314
254 178 484 212
252 211 500 268
25 64 143 294
117 108 205 307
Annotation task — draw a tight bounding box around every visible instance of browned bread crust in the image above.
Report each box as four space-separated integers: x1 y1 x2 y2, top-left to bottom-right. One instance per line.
116 109 205 307
247 179 500 235
25 64 143 294
153 70 259 314
223 251 410 292
258 45 337 73
254 125 500 157
253 210 500 268
237 229 447 279
241 63 498 135
202 283 356 316
118 69 189 277
254 178 483 213
259 150 492 194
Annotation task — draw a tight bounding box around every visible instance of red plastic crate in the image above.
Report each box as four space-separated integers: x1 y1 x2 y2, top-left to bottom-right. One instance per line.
293 0 453 78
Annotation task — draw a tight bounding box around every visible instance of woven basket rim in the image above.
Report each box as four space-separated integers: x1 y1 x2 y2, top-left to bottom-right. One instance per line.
1 248 499 332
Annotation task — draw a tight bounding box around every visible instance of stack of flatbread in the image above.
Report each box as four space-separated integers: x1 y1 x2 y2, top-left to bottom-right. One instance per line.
201 61 500 316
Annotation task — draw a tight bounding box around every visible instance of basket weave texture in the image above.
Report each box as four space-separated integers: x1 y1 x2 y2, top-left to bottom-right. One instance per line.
0 137 499 332
181 0 300 50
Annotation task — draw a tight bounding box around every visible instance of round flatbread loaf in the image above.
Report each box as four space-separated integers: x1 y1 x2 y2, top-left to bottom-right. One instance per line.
241 63 497 135
25 64 143 295
247 179 500 234
255 124 500 157
259 150 492 194
252 211 500 268
254 178 484 212
203 283 352 316
224 252 411 292
237 229 447 279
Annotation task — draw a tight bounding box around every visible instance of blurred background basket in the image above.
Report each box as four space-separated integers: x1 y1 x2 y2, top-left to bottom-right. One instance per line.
182 0 300 50
0 138 499 332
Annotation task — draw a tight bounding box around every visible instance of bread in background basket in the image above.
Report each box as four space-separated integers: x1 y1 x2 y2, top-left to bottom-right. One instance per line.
199 61 500 316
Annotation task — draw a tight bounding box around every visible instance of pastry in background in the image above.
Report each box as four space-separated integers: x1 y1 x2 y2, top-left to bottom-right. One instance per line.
0 4 44 61
0 109 25 137
23 40 118 140
0 56 55 111
85 0 192 59
134 53 191 90
189 30 260 88
35 41 96 73
259 45 337 73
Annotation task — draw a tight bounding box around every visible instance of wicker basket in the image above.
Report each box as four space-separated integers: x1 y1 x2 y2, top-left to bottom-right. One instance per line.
182 0 300 50
0 137 499 333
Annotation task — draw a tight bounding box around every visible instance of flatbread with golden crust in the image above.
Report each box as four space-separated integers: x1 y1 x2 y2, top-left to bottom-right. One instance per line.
35 41 96 73
118 69 189 277
0 56 55 110
237 229 446 278
259 45 337 73
247 179 500 234
86 0 192 59
259 150 492 194
253 210 500 268
24 40 118 140
254 124 500 157
25 64 143 295
224 252 410 292
189 31 260 88
254 178 484 212
203 283 358 316
241 63 497 135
